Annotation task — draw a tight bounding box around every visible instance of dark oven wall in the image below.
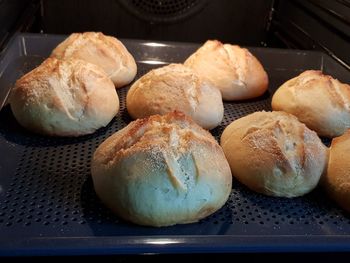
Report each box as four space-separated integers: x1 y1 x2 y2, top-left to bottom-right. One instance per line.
0 0 39 52
40 0 274 46
1 0 349 68
269 0 350 68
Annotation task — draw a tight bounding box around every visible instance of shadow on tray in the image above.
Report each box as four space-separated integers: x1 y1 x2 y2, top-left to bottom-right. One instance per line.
0 105 127 147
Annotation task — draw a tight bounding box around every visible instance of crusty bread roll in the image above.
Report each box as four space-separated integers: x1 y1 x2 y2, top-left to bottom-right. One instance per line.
271 70 350 138
184 40 268 101
10 57 119 136
51 32 137 88
220 111 328 197
323 130 350 212
126 63 224 130
91 111 232 227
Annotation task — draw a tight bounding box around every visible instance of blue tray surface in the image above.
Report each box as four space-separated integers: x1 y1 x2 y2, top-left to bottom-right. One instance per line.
0 34 350 256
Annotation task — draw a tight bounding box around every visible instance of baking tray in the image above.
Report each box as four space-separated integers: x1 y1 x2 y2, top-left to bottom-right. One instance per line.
0 33 350 256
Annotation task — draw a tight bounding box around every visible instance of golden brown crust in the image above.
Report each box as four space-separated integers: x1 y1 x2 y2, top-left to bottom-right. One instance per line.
51 32 137 88
95 111 215 165
323 130 350 212
272 70 350 138
184 40 268 101
126 63 224 130
91 111 232 227
220 111 328 197
10 57 119 136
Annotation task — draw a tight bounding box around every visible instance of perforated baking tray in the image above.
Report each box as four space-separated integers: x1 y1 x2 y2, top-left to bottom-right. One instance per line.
0 33 350 256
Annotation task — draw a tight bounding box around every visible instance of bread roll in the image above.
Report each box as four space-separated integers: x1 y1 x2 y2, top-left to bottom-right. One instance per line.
323 130 350 212
10 57 119 136
91 111 232 227
51 32 137 88
184 40 268 101
271 70 350 138
126 63 224 130
220 111 328 197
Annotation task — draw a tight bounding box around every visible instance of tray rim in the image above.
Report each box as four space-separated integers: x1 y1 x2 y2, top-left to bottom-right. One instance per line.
1 234 350 256
1 32 332 58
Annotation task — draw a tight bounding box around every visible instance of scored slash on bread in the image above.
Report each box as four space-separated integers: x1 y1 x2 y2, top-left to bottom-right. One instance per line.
184 40 269 101
10 57 119 136
221 111 329 198
272 70 350 138
126 63 224 130
51 32 137 88
91 111 232 227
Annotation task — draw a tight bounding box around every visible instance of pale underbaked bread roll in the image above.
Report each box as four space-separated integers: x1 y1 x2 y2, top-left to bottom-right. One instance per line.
91 111 232 227
51 32 137 88
323 130 350 212
184 40 268 101
271 70 350 138
126 63 224 130
10 57 119 136
220 111 328 197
